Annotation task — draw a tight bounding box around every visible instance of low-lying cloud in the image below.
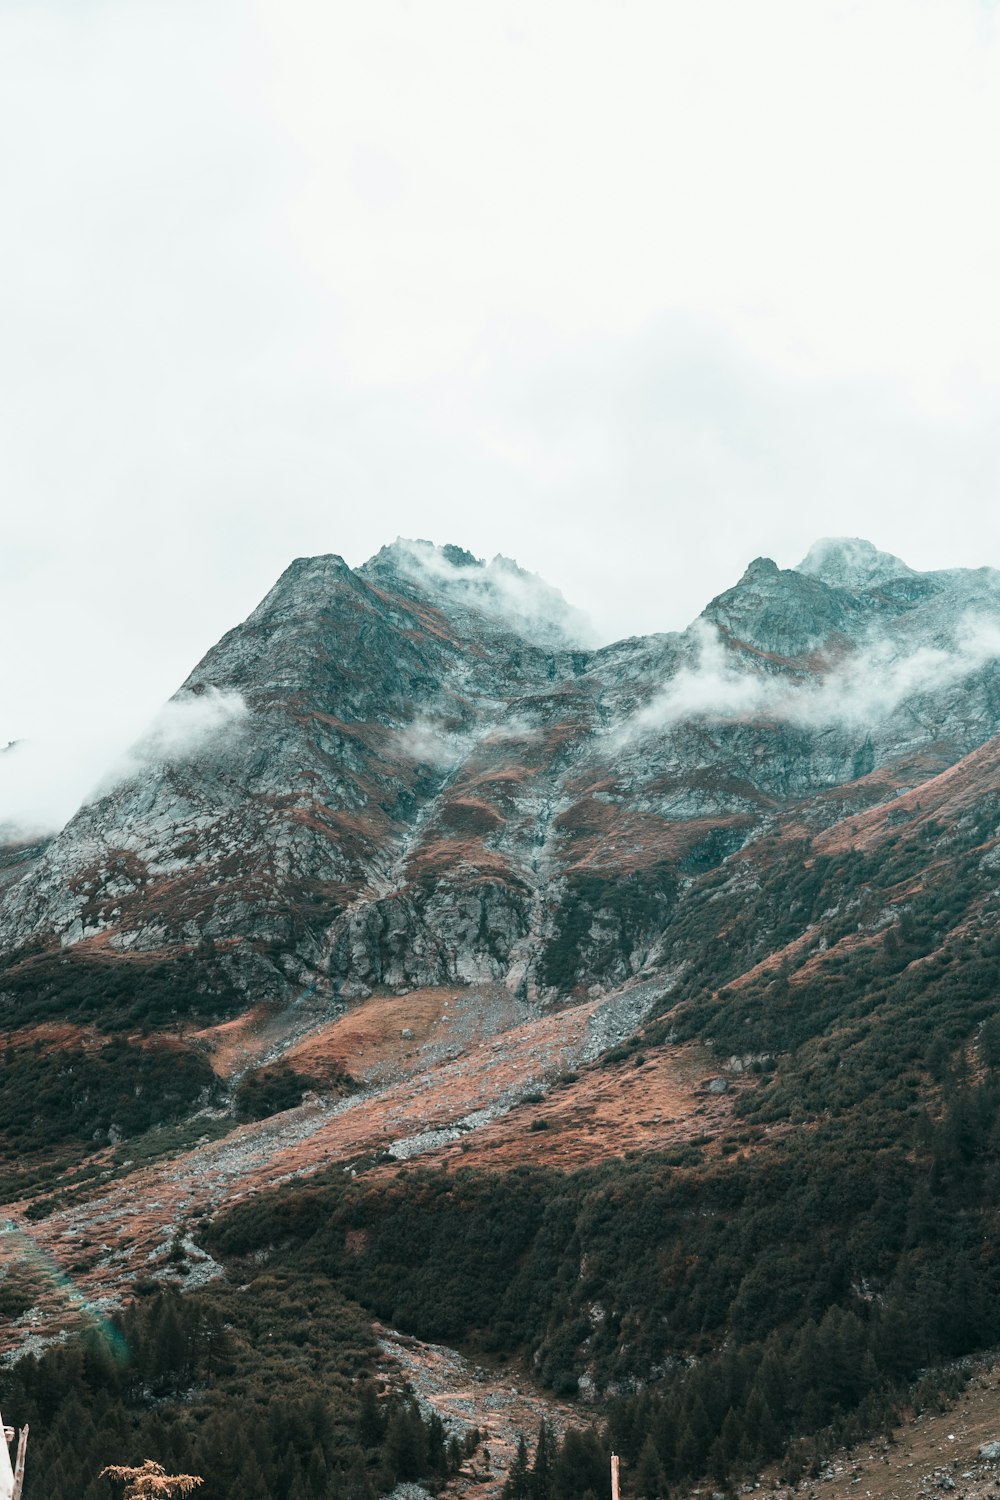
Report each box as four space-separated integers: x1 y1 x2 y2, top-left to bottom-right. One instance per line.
624 615 1000 739
391 715 474 770
392 710 539 771
125 689 249 767
0 689 248 841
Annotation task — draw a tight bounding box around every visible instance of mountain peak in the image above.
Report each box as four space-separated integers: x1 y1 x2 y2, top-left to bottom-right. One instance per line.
703 551 863 658
361 537 592 649
740 556 781 582
796 536 913 590
366 538 483 575
439 543 483 570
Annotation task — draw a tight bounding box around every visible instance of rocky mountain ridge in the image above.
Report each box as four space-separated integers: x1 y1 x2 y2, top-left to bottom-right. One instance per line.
3 535 1000 1014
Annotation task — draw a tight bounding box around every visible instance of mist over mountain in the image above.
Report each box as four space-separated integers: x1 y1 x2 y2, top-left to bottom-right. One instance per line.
3 534 1000 1005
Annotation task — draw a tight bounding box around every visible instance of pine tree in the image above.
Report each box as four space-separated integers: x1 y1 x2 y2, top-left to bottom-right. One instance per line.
634 1434 667 1500
554 1428 606 1500
742 1386 778 1462
357 1382 384 1448
383 1403 428 1485
150 1298 190 1394
307 1449 330 1498
708 1433 730 1485
233 1452 270 1500
504 1435 531 1500
343 1448 374 1500
674 1419 701 1480
531 1421 555 1500
652 1398 677 1474
674 1392 711 1478
426 1411 448 1475
756 1346 788 1428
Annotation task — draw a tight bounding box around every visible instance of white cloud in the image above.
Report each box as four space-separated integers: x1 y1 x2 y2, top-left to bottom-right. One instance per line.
625 615 1000 739
0 737 119 844
0 691 248 840
385 540 594 648
122 689 249 768
391 708 539 770
391 714 473 770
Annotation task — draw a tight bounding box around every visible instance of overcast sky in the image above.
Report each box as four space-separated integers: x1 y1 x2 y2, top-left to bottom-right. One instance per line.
3 0 1000 832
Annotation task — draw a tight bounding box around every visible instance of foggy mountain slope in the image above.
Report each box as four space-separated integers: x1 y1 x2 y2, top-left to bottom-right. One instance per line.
3 536 1000 1020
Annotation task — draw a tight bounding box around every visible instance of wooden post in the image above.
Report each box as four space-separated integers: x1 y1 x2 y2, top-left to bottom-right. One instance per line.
11 1425 28 1500
611 1451 620 1500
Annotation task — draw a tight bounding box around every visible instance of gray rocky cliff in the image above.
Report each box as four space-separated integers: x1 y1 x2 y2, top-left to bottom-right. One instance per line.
4 536 1000 1011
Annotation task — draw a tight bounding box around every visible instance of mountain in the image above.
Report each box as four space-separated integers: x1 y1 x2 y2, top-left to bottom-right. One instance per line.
6 536 1000 1500
4 535 1000 1008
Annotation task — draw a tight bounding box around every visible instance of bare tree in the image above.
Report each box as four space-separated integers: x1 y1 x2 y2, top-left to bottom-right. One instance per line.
99 1460 204 1499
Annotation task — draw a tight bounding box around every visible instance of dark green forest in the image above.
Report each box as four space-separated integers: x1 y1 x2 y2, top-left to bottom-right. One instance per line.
0 1275 475 1500
208 1055 1000 1490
